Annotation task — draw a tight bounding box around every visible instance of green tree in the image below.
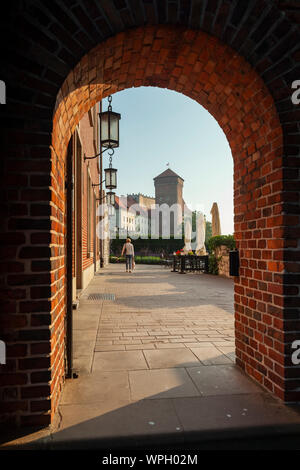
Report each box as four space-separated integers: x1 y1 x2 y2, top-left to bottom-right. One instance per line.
205 220 212 241
190 211 212 245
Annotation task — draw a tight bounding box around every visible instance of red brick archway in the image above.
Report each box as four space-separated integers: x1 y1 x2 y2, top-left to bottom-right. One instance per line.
50 24 296 414
2 22 299 428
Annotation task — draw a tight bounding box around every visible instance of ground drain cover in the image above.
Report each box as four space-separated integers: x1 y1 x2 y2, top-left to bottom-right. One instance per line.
87 293 115 301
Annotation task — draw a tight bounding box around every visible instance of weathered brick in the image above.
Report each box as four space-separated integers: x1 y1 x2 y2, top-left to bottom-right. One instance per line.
18 247 52 259
19 357 51 371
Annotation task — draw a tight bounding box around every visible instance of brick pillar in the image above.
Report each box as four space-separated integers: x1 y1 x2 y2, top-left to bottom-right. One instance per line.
234 140 300 401
0 138 54 427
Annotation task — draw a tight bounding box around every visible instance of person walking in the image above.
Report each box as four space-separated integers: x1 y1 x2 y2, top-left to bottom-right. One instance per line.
121 238 135 273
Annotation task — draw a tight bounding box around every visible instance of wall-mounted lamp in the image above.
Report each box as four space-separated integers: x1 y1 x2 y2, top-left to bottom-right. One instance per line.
99 95 121 149
84 94 121 162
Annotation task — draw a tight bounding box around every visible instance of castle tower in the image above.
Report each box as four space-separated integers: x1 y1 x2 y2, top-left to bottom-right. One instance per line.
153 168 184 236
154 168 184 208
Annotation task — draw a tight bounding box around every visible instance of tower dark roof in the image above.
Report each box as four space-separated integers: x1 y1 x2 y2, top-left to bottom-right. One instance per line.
153 168 184 181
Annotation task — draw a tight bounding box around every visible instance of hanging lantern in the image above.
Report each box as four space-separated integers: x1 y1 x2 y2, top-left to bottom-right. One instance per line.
106 191 116 206
104 167 117 190
99 95 121 148
107 203 115 216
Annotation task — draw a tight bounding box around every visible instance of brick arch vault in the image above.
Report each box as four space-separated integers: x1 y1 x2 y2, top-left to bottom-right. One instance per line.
1 9 299 429
52 24 300 422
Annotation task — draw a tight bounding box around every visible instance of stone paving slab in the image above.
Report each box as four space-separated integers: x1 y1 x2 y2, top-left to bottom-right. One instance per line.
186 365 263 396
143 348 200 369
129 368 200 400
190 346 233 365
60 371 130 405
172 394 300 434
92 350 149 371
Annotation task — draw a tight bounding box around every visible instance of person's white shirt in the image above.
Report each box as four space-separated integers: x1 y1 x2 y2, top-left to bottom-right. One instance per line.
122 242 134 256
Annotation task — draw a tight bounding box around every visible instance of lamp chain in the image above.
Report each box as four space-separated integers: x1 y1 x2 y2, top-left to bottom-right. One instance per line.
108 95 112 112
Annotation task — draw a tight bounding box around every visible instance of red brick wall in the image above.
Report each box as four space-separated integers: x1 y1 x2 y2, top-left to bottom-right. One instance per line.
51 25 298 407
71 110 100 287
1 18 299 428
77 108 100 275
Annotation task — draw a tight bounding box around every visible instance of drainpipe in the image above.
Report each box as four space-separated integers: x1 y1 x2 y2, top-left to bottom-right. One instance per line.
99 100 104 268
66 138 73 378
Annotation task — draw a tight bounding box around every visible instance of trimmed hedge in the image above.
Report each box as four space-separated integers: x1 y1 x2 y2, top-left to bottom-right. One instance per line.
110 236 185 256
110 255 165 265
206 235 235 253
110 234 235 258
206 235 235 275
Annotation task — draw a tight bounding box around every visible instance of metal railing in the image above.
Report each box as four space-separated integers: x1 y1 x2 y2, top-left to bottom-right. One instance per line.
171 255 209 274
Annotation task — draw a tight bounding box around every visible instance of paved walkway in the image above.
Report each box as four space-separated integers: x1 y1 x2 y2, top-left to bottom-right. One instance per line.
75 264 236 372
3 264 300 450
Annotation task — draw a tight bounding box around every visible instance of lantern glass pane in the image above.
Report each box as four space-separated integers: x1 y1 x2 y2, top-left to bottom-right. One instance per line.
110 113 119 145
107 191 115 206
100 112 109 147
105 168 117 189
100 110 120 148
112 169 117 188
108 204 115 216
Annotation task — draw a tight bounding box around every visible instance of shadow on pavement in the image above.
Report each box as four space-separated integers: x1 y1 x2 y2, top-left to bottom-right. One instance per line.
2 362 300 451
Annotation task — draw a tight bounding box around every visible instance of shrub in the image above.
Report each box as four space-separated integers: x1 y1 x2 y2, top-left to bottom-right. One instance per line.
135 256 163 264
109 256 124 263
208 254 220 275
206 235 235 253
110 236 184 256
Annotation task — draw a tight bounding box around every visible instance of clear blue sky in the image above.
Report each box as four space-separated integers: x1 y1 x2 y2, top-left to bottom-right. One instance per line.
102 87 234 235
